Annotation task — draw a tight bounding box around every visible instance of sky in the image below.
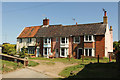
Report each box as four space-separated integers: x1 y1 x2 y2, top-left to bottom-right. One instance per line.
2 2 118 44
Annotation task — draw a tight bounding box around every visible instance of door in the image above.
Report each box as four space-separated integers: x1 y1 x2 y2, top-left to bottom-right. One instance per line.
36 48 39 57
77 49 83 59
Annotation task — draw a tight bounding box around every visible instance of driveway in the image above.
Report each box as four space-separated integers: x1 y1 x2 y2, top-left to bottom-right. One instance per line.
2 68 51 78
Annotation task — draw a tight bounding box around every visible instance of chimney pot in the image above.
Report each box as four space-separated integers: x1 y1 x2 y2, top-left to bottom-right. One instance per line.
110 26 113 31
43 18 49 25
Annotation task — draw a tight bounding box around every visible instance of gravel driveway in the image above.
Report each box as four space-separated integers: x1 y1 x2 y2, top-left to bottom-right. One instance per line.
2 68 51 78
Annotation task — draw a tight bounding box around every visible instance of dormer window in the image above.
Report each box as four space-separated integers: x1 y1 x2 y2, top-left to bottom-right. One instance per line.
84 35 94 42
74 37 80 43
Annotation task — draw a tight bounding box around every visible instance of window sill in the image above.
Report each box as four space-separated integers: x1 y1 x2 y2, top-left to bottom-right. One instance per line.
84 41 95 42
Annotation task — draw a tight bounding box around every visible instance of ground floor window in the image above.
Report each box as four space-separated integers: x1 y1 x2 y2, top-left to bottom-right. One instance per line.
60 48 68 57
28 46 35 54
43 47 51 57
84 48 94 56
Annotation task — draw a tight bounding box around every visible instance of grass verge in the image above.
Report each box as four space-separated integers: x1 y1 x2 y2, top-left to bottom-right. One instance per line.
28 61 39 67
0 59 23 73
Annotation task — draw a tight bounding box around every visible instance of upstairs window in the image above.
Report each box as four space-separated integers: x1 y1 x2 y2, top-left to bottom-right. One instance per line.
84 35 94 42
44 38 51 44
74 37 80 43
27 38 32 43
19 38 22 43
61 37 68 44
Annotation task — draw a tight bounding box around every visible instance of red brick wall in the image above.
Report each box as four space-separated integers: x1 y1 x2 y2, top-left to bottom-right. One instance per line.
95 35 105 58
84 42 95 48
69 37 73 57
73 36 84 58
52 37 60 57
39 38 43 56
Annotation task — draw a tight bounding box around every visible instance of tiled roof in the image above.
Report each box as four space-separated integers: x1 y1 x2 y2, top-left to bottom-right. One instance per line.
18 22 106 38
17 26 41 38
35 22 106 37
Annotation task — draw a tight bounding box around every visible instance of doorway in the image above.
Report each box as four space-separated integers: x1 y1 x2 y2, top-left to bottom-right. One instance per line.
77 48 83 59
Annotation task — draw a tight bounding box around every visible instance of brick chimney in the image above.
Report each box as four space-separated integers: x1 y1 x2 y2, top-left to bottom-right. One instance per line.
103 11 108 24
43 18 49 25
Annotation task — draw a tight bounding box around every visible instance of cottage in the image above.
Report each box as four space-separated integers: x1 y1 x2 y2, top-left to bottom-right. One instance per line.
17 11 113 58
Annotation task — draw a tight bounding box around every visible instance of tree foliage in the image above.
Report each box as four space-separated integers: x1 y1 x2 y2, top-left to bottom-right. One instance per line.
113 41 120 51
2 44 16 55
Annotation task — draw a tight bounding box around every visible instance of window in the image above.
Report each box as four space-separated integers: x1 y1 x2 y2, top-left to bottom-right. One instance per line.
19 38 22 43
61 38 65 43
84 49 93 56
60 48 68 57
44 38 47 43
89 49 92 56
56 37 58 42
84 35 94 41
74 37 80 43
61 37 68 44
27 38 32 43
85 49 88 56
61 48 65 56
44 38 51 44
45 48 47 55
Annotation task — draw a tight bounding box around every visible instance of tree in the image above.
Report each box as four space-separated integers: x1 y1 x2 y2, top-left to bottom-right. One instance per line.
2 44 16 55
19 46 28 58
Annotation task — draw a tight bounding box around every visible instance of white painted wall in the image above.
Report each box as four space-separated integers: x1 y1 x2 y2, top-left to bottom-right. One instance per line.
16 38 36 52
105 24 113 57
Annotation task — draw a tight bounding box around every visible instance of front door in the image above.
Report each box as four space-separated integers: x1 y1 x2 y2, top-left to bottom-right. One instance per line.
77 49 82 59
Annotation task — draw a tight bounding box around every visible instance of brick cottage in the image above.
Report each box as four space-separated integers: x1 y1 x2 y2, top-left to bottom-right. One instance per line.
17 11 113 59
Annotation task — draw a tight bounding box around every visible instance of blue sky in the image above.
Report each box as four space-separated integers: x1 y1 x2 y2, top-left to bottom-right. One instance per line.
2 2 118 44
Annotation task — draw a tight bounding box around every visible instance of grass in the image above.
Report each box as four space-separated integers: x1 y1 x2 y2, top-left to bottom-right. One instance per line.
0 59 23 73
29 57 116 78
58 58 116 78
59 64 85 77
28 61 39 67
65 62 120 78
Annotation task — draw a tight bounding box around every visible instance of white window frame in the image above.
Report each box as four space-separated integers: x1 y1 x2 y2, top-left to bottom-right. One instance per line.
84 48 95 56
60 37 69 44
43 47 51 58
74 36 80 43
84 35 94 42
44 38 51 44
60 48 68 57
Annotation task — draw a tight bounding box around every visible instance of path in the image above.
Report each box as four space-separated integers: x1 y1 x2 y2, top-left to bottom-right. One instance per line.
2 68 51 78
29 60 78 78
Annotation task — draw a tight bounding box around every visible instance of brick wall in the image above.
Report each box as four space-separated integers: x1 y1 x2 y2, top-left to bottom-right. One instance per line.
84 42 95 48
73 36 84 58
95 35 105 58
69 37 73 57
39 38 43 56
52 37 60 57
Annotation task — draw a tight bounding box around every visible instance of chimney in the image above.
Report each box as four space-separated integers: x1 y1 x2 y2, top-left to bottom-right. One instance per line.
76 22 78 26
110 26 113 31
103 11 108 24
43 18 49 25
